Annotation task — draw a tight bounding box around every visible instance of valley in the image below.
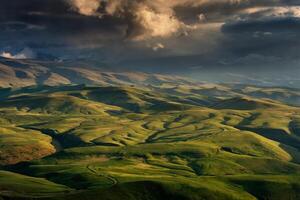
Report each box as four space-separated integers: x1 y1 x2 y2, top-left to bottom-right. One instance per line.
0 82 300 200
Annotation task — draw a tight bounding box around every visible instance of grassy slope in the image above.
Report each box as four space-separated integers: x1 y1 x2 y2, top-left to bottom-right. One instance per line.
1 85 300 199
0 170 72 198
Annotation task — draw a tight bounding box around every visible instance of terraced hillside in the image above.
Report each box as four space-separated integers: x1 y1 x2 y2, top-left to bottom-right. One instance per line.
1 84 300 200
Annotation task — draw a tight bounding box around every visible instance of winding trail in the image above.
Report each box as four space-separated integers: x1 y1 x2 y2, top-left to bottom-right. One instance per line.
86 165 118 186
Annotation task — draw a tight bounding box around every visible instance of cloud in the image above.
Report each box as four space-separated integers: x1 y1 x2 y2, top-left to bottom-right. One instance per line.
1 0 300 71
244 6 300 17
3 0 297 42
64 0 300 41
0 48 36 59
102 0 194 40
152 43 165 51
68 0 101 16
66 0 237 40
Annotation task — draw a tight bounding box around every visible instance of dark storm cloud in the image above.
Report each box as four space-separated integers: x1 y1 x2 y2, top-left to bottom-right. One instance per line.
0 0 293 41
0 0 300 72
1 0 299 39
220 13 300 62
224 17 300 31
66 0 299 40
0 0 127 59
0 0 122 35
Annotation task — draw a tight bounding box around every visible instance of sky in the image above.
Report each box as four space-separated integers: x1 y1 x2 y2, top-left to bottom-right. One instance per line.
0 0 300 81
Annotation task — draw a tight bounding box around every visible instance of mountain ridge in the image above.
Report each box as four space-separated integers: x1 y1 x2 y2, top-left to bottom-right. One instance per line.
0 58 193 88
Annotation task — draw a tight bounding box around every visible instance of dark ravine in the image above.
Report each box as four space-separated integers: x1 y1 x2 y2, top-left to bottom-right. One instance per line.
19 126 88 150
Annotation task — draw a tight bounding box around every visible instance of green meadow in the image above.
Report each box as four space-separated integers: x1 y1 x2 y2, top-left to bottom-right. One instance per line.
1 84 300 199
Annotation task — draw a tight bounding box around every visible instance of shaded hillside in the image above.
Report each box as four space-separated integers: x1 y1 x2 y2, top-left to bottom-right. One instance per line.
1 84 300 200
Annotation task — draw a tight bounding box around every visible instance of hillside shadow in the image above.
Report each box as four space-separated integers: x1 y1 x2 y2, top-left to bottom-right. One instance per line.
236 126 300 163
289 120 300 137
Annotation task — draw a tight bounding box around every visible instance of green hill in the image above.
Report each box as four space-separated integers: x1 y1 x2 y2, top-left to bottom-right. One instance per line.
1 84 300 200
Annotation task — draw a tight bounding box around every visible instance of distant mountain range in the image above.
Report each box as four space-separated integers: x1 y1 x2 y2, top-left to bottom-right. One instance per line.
0 58 193 88
1 57 300 107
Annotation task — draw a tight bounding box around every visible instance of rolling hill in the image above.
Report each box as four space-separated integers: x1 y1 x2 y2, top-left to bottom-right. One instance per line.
1 60 300 199
0 82 300 200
